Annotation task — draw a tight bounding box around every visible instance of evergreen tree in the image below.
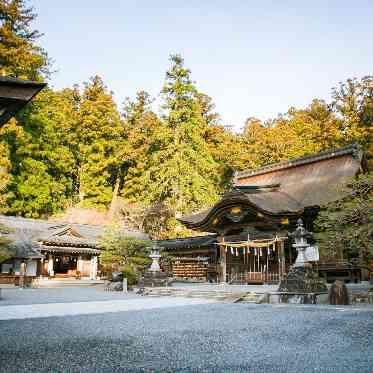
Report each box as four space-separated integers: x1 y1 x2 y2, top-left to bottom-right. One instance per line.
0 141 12 212
74 76 123 209
141 55 220 215
0 0 50 80
242 100 343 168
1 88 77 217
332 76 373 167
120 91 161 204
0 223 13 263
198 92 246 188
99 227 150 284
315 173 373 263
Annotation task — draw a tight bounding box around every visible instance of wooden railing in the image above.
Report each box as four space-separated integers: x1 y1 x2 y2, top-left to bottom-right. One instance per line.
227 271 280 284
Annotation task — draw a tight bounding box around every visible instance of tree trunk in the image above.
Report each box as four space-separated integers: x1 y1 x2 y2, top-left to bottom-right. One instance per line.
108 175 121 221
77 166 84 202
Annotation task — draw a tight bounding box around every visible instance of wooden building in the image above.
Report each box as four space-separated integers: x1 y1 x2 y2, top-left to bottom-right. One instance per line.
158 235 218 281
160 144 367 284
0 215 147 282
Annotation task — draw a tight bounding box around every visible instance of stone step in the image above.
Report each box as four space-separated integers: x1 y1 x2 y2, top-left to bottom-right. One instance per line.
36 279 104 288
237 292 265 303
142 288 248 302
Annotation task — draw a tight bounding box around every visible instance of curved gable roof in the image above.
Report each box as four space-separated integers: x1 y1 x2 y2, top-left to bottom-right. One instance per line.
179 144 364 231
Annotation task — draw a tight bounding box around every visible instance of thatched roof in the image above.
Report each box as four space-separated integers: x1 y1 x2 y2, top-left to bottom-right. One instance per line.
180 144 366 232
0 76 46 126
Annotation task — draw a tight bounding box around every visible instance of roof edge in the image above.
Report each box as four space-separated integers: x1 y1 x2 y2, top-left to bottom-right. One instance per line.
0 76 47 88
234 143 362 182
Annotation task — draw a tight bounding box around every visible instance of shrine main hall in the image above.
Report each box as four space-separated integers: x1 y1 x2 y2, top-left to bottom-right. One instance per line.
159 143 367 284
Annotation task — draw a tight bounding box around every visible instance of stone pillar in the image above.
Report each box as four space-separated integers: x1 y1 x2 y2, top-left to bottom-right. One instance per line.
90 256 98 280
48 255 54 276
122 278 128 293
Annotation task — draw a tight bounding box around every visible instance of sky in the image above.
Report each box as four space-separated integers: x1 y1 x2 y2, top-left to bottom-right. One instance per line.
32 0 373 131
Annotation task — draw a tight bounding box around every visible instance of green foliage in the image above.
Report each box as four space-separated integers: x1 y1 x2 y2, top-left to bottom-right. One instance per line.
242 99 344 168
75 76 123 208
0 223 13 263
121 91 161 203
139 55 220 215
99 227 151 284
315 173 373 263
331 76 373 167
0 0 50 80
0 141 12 213
1 89 77 217
0 3 371 244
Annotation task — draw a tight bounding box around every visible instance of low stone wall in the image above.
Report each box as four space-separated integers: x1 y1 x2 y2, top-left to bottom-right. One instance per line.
0 275 16 284
266 289 373 305
0 275 36 287
267 292 329 304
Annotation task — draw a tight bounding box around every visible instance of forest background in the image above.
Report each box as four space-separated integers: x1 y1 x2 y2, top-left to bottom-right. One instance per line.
0 0 371 241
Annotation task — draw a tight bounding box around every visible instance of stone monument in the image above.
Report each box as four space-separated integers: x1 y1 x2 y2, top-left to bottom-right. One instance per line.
138 245 169 287
278 219 327 303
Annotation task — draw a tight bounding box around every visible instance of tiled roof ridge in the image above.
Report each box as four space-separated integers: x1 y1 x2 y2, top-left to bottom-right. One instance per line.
234 143 362 181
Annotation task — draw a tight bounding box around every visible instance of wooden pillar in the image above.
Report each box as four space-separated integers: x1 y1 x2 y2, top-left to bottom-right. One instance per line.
280 241 286 279
39 258 44 277
266 247 269 284
218 237 226 283
289 242 293 266
277 243 281 280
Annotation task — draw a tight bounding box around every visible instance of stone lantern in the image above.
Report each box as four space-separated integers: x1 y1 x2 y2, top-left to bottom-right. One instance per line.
149 245 161 272
289 218 312 267
137 244 169 287
278 218 327 299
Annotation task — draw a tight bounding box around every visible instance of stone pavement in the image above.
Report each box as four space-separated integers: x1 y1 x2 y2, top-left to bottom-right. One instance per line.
0 296 215 320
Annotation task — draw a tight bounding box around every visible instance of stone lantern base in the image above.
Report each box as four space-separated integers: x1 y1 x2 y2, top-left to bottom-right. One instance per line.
277 265 327 304
138 271 170 288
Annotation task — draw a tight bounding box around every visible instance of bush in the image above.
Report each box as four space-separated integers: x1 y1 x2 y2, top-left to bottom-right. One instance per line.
99 227 151 284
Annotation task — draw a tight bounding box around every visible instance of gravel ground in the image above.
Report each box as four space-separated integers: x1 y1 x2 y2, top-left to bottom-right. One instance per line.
1 302 372 373
0 286 140 306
